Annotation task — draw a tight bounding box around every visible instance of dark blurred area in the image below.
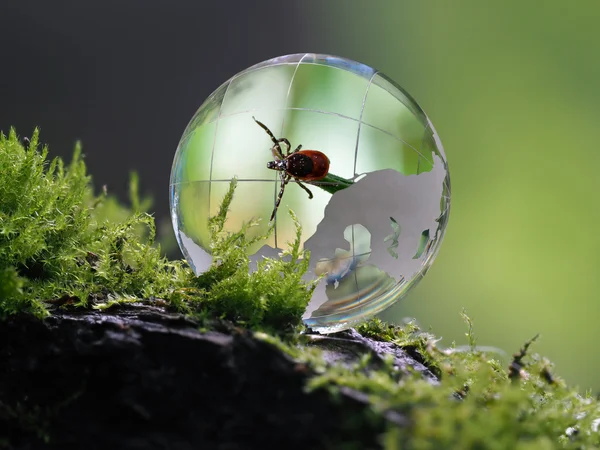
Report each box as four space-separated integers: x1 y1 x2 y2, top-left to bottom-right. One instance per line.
0 0 307 230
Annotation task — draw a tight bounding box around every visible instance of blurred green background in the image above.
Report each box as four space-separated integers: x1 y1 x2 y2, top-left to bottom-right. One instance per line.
307 0 600 390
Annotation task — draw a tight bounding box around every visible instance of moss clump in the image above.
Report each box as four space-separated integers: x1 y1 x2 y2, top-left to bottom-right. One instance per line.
252 315 600 449
173 178 319 333
311 317 600 449
2 129 600 449
0 129 188 318
0 129 316 334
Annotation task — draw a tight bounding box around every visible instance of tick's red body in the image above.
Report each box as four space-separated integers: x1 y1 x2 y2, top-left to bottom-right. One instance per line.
280 150 330 181
254 116 331 221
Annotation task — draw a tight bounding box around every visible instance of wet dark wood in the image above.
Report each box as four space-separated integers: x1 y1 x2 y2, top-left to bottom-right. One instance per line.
0 304 437 449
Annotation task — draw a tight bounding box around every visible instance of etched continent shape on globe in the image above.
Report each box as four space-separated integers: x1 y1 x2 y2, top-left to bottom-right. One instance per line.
170 53 451 333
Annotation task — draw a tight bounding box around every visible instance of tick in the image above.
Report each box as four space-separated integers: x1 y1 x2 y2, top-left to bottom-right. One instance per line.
253 117 330 221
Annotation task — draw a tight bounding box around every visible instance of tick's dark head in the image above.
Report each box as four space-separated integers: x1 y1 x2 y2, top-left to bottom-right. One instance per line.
267 160 285 171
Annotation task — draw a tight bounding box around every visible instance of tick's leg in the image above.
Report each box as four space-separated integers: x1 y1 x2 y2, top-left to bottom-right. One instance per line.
278 138 292 155
253 116 279 143
295 179 314 199
291 144 302 154
273 138 291 157
253 117 290 158
271 145 284 160
271 174 290 222
254 116 289 149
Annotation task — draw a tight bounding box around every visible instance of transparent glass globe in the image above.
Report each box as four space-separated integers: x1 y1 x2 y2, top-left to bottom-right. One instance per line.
170 53 451 333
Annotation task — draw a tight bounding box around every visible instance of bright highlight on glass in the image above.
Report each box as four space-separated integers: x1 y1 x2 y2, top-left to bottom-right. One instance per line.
170 53 451 333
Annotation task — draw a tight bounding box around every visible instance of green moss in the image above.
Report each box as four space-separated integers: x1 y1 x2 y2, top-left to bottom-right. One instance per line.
0 128 189 318
2 129 600 448
175 177 320 333
0 129 317 333
308 316 600 449
356 317 441 376
258 315 600 448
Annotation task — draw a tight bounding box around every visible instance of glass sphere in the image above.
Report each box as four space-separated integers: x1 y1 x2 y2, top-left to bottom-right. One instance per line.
170 53 451 333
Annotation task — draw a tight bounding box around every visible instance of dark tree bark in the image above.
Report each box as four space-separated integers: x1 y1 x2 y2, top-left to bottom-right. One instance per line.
0 305 437 449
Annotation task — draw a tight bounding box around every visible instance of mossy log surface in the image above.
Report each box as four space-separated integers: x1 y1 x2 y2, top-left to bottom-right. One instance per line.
0 304 434 449
306 330 438 384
